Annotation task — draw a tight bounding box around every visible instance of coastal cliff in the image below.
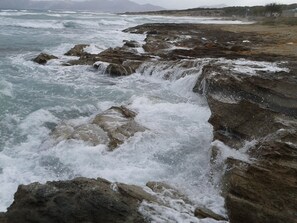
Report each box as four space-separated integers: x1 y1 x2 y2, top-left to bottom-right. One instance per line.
1 23 297 222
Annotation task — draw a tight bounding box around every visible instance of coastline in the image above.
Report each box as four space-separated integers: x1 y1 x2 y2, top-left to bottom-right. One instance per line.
1 21 297 223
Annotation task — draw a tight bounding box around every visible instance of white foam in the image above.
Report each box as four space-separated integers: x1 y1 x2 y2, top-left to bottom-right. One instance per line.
0 80 13 97
84 44 102 54
218 58 290 75
0 12 264 219
7 19 64 29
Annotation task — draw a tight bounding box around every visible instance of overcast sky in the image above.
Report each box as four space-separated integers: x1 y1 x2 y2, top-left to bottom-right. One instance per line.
132 0 297 9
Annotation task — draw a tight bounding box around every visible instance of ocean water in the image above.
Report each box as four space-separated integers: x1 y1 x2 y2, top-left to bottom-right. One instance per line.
0 10 250 220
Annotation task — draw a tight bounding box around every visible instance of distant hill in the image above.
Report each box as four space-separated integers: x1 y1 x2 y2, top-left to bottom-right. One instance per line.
0 0 164 13
200 4 227 8
124 3 297 17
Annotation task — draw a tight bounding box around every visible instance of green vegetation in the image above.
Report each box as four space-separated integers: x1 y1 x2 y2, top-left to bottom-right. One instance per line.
125 3 297 20
265 3 283 16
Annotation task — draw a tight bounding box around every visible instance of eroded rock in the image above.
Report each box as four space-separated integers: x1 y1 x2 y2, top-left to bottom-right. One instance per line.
65 44 89 57
3 178 150 223
196 61 297 223
52 106 146 150
92 106 146 149
195 62 297 148
106 63 135 76
224 131 297 223
224 129 297 223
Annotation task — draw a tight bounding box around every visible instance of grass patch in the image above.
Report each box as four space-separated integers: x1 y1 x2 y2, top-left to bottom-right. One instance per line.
259 17 297 26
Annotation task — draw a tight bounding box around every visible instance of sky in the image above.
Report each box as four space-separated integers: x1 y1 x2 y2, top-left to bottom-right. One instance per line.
2 0 297 10
132 0 297 9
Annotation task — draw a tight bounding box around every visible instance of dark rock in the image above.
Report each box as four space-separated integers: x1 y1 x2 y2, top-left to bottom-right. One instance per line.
0 213 6 223
123 40 141 48
225 129 297 223
122 60 143 72
66 46 150 68
195 63 297 148
97 47 149 65
4 177 151 223
194 207 227 221
196 60 297 223
124 23 297 62
64 44 89 57
106 63 135 76
33 53 58 65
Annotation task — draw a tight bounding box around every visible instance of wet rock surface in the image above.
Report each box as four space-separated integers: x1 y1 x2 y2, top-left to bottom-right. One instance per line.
52 106 146 150
22 22 297 222
195 60 297 223
33 53 58 65
64 44 89 57
195 207 227 221
1 178 215 223
92 106 146 149
34 23 296 73
3 178 150 223
224 130 297 223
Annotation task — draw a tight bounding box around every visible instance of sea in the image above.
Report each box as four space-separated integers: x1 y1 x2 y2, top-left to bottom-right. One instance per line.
0 9 248 221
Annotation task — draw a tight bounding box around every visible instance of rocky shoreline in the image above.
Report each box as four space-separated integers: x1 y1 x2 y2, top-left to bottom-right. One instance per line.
1 23 297 222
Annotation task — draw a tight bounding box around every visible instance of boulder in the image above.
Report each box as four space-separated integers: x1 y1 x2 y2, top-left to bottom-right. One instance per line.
92 106 146 149
66 46 149 68
64 44 89 57
106 63 135 76
96 47 149 65
3 177 152 223
33 53 58 65
52 106 146 150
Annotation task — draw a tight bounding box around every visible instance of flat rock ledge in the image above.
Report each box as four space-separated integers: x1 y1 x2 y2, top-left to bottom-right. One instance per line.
33 23 296 76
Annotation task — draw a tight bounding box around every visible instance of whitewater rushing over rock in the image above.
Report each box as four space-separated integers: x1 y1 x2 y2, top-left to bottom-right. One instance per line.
1 8 297 223
0 10 254 220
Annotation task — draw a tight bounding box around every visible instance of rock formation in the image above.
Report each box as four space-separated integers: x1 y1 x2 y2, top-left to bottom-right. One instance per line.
0 177 225 223
33 53 58 65
195 61 297 223
3 178 152 223
64 44 89 57
27 22 297 222
52 106 146 150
